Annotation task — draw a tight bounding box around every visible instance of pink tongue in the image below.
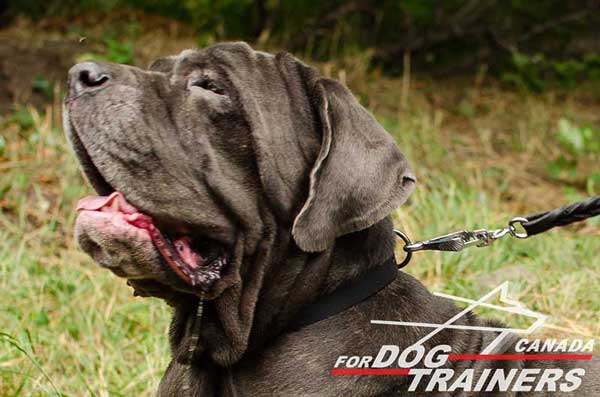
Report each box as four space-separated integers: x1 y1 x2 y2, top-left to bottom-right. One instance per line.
173 237 201 269
76 191 201 270
76 191 138 214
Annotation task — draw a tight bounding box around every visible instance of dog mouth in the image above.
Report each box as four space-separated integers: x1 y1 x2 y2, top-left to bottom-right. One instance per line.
66 112 227 289
76 191 227 288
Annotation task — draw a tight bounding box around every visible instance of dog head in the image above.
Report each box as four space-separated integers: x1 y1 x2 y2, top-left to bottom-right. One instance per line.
64 42 415 362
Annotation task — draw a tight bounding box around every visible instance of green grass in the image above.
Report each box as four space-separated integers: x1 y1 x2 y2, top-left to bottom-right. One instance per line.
0 106 170 396
0 75 599 395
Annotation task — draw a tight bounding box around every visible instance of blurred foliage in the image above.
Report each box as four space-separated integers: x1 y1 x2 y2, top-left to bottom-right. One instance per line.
556 118 600 156
502 52 600 91
3 0 600 86
547 118 600 194
32 75 54 100
76 37 134 64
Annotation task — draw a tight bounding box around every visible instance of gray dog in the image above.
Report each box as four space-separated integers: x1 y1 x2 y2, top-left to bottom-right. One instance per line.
63 42 598 396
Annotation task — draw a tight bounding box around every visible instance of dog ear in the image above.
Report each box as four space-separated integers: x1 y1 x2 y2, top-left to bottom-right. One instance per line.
292 77 416 252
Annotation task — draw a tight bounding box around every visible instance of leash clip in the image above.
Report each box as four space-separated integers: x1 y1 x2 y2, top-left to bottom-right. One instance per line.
403 229 492 253
394 194 600 263
398 216 533 256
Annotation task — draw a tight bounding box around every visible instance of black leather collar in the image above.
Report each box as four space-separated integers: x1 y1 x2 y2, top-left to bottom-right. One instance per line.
287 256 398 332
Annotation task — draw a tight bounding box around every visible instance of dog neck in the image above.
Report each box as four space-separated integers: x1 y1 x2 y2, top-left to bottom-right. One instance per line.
168 217 397 367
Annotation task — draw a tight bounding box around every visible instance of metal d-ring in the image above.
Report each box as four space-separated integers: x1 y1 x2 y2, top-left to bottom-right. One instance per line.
393 229 413 268
509 217 530 239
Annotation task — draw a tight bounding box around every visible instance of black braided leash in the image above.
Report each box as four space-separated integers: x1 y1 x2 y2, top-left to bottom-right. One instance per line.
521 195 600 236
397 195 600 263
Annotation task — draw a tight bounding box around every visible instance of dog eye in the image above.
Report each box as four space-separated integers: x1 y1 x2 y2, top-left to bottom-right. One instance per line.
189 78 225 95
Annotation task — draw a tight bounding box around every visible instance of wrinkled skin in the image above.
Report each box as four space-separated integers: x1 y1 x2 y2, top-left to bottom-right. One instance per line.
66 48 260 294
64 43 598 396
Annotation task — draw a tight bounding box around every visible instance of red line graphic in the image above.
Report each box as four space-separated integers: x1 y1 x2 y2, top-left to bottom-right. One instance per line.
448 354 593 361
330 368 410 376
331 354 593 375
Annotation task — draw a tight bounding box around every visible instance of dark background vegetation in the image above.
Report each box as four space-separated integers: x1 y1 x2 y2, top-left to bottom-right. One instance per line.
3 0 600 89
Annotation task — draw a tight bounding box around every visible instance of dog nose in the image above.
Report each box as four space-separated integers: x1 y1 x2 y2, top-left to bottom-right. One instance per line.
68 62 110 96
